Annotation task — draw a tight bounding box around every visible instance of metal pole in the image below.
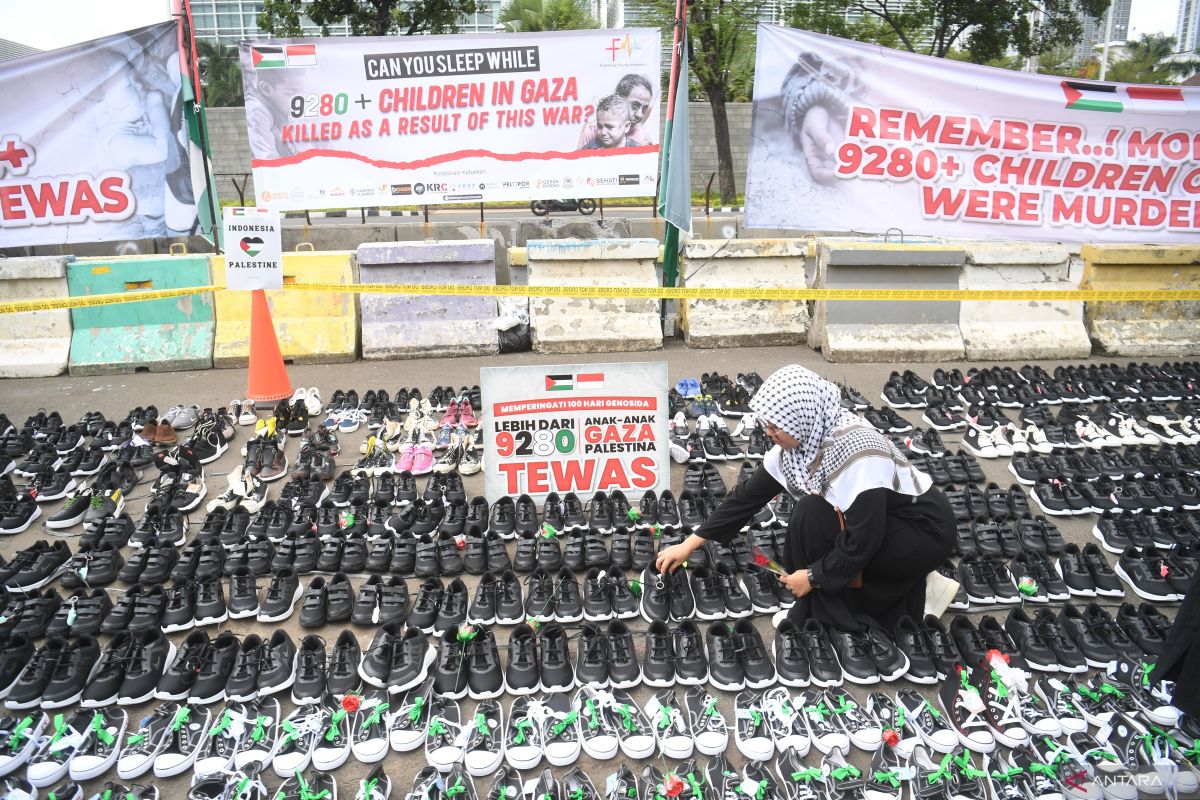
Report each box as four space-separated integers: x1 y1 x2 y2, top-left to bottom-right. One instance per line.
1100 3 1115 81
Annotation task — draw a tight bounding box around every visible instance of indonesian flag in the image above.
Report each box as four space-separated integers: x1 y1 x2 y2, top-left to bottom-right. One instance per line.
286 44 317 67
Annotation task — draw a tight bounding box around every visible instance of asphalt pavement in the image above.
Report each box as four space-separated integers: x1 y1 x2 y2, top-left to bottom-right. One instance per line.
0 343 1172 799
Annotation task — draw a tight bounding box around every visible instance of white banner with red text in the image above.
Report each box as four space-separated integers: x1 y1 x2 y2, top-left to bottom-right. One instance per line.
0 22 199 247
480 362 668 504
239 29 661 210
745 24 1200 242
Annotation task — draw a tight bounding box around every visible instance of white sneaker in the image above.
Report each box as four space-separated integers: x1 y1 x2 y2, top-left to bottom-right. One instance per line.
924 571 961 618
733 413 758 440
305 387 323 417
289 388 307 407
238 401 257 427
205 465 245 512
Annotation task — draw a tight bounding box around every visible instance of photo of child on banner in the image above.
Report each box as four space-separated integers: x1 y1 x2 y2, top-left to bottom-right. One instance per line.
577 72 657 149
0 21 197 246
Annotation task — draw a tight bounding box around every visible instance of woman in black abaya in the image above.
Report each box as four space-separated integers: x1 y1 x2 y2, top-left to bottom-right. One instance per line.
656 364 956 631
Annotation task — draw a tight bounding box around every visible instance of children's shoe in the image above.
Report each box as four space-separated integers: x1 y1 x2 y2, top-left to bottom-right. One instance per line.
734 690 774 762
463 698 504 777
643 689 693 760
684 685 730 757
504 694 543 771
424 695 463 772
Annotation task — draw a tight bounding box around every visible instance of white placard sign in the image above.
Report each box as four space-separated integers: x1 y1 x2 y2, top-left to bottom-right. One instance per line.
480 361 669 503
223 207 283 290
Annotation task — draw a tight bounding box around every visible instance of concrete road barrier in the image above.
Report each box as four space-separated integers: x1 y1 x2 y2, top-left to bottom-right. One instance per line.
526 238 663 354
0 256 73 378
1081 244 1200 357
680 238 812 348
811 239 966 362
212 251 358 366
357 240 499 360
959 241 1092 361
67 255 214 375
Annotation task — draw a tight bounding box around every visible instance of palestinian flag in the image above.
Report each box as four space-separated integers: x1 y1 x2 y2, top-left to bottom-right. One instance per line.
1062 81 1122 113
546 374 573 391
286 44 317 67
251 46 285 69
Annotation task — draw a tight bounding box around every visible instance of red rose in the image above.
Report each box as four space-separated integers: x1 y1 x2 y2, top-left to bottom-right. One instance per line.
754 554 769 567
342 694 361 712
663 775 685 798
882 728 900 748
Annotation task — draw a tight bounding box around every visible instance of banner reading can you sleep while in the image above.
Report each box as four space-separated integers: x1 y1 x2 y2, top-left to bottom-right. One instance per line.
745 24 1200 242
0 22 199 247
240 29 661 210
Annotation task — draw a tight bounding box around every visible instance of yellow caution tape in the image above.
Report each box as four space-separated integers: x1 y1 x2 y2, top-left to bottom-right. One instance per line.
0 285 226 314
283 282 1200 303
2 282 1199 314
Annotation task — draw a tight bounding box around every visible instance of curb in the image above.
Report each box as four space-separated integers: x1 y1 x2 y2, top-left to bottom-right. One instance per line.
283 210 423 220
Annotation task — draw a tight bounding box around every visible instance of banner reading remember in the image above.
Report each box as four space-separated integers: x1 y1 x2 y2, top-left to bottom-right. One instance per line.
745 24 1200 242
239 29 661 210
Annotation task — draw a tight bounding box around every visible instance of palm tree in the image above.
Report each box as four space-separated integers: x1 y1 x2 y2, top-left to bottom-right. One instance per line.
1107 33 1194 84
496 0 598 32
197 41 245 107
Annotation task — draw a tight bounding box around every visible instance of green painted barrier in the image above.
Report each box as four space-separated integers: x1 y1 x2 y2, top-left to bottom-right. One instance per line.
67 255 215 375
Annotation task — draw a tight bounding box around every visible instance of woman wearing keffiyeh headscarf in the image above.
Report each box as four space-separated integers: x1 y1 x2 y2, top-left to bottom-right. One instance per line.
656 365 955 633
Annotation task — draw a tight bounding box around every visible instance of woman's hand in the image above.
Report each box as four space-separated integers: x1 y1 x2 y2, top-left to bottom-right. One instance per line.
779 569 812 599
655 542 693 574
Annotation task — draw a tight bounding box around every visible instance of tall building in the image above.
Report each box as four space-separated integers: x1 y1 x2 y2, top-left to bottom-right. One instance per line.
1177 0 1200 54
1072 0 1131 66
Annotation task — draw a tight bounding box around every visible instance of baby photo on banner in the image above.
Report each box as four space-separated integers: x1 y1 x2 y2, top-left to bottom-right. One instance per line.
0 22 198 248
239 29 662 209
744 24 1200 243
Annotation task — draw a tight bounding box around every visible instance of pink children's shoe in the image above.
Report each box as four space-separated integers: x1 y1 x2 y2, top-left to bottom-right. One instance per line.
410 445 435 475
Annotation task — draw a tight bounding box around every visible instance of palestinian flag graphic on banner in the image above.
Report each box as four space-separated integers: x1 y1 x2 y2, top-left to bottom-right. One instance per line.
545 373 606 392
251 46 285 69
1061 80 1187 115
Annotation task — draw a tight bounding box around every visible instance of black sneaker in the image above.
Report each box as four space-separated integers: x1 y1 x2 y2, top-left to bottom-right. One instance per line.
706 622 744 691
892 615 937 684
292 634 327 705
257 568 301 623
326 628 361 698
191 630 238 705
40 634 100 710
256 629 298 698
642 620 675 688
538 621 574 692
504 623 539 695
465 626 503 700
774 619 811 688
118 629 175 706
155 629 209 701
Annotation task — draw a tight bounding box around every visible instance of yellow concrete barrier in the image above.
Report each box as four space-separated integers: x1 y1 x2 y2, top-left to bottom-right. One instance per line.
211 251 358 367
1081 244 1200 357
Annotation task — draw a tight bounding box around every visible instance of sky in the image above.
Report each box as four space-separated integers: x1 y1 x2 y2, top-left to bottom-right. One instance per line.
0 0 1183 50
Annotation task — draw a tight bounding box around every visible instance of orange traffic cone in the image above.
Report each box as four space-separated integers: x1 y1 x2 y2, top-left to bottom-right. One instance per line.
246 289 293 403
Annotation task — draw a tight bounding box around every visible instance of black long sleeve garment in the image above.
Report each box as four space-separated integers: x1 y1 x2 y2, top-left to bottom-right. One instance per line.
695 464 952 591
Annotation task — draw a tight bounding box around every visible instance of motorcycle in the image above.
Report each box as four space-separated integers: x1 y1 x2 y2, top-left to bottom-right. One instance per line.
530 198 597 216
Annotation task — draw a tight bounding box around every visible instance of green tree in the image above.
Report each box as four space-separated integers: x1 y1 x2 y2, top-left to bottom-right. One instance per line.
646 0 763 204
196 41 244 108
786 0 1111 63
786 0 901 48
258 0 479 37
1035 42 1075 76
1107 33 1195 84
496 0 598 31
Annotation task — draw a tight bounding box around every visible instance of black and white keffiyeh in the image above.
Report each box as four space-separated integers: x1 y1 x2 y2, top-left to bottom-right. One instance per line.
750 364 918 502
